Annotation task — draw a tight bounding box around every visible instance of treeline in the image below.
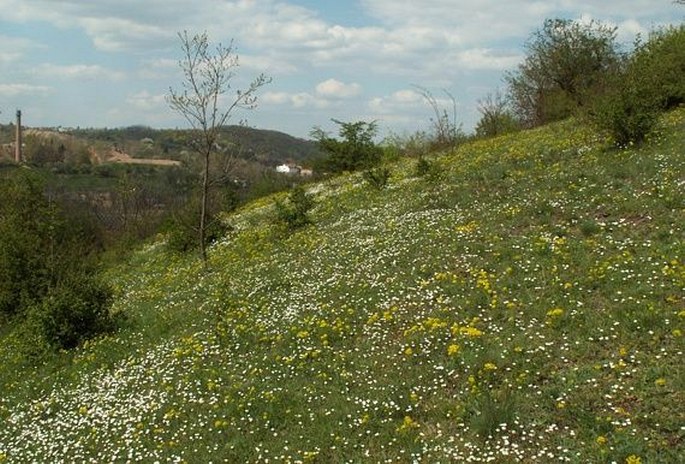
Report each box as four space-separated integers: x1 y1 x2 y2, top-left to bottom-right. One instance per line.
0 170 113 354
476 20 685 145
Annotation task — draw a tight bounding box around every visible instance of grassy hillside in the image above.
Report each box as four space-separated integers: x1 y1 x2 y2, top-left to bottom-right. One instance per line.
0 109 683 463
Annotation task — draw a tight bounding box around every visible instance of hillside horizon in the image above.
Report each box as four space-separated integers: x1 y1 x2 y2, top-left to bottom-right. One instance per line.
1 107 683 462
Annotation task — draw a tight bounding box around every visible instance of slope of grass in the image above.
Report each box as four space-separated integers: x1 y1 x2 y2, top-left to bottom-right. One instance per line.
1 110 683 463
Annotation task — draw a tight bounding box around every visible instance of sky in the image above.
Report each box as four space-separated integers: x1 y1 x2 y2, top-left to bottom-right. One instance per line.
0 1 682 139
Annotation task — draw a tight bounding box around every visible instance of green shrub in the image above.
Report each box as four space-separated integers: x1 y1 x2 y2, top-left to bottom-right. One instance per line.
165 213 229 253
591 86 661 147
275 186 315 231
415 156 432 177
28 276 114 350
590 25 685 146
362 167 391 190
312 120 383 173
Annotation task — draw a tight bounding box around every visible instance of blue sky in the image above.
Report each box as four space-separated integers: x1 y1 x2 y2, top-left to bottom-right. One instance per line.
0 1 682 139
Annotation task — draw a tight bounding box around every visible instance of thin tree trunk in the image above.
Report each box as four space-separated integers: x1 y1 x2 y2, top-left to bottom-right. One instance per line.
199 149 210 266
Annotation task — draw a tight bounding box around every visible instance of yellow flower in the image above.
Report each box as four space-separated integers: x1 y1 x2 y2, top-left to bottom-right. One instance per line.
483 362 497 371
447 344 460 356
672 329 682 337
625 455 642 464
397 415 420 432
461 326 484 337
595 435 608 445
546 308 564 317
404 347 414 356
655 378 666 386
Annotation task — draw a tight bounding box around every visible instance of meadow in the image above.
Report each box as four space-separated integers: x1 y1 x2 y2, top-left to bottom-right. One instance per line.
0 109 683 463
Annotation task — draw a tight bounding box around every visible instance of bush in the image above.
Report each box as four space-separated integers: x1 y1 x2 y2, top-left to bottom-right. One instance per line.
590 25 685 146
28 276 114 350
382 131 430 159
0 171 56 318
591 79 661 147
275 186 315 231
312 120 383 173
507 18 620 127
165 212 229 254
475 92 521 138
363 167 391 190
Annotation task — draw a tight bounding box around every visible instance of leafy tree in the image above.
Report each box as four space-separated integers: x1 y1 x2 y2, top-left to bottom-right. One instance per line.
506 18 620 127
0 170 113 349
167 31 270 265
0 171 56 318
590 25 685 146
632 25 685 110
312 120 383 173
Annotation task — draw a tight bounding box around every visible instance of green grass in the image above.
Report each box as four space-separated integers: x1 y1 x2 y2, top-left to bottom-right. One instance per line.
1 109 684 463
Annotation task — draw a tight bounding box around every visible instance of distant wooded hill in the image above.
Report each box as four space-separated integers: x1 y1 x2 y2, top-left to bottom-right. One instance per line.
67 125 325 167
0 123 324 168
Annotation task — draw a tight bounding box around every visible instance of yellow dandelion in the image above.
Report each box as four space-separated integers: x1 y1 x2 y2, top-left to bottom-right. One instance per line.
404 347 414 356
546 308 564 317
595 435 608 445
655 378 666 386
483 362 497 371
397 415 420 432
447 344 460 356
625 455 641 464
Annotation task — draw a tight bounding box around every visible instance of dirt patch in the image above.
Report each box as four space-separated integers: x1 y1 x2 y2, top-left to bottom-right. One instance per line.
105 149 181 167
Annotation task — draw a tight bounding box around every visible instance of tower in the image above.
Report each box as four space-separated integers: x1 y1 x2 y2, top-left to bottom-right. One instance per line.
15 110 22 163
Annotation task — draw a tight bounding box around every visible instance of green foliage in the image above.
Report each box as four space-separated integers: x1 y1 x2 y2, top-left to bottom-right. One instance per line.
414 156 433 177
164 189 235 254
0 171 57 317
475 92 520 138
630 25 685 110
1 108 685 462
313 120 383 173
362 166 391 189
0 169 114 350
274 185 314 231
28 276 114 350
507 18 619 127
590 25 685 146
382 130 430 159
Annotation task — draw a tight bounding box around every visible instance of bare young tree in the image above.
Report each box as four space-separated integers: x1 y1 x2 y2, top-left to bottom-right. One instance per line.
167 31 270 265
412 85 464 150
475 91 520 138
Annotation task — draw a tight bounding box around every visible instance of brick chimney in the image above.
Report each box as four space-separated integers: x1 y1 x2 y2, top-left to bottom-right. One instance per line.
15 110 22 163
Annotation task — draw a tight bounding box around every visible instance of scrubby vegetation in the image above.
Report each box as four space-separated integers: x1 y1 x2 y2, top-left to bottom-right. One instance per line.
0 16 683 464
1 105 682 462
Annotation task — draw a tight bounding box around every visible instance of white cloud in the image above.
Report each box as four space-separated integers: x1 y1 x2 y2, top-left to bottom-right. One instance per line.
0 35 41 63
0 0 680 134
0 83 51 97
262 90 331 109
368 89 424 115
315 79 361 98
126 91 166 111
38 64 126 81
456 49 523 71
